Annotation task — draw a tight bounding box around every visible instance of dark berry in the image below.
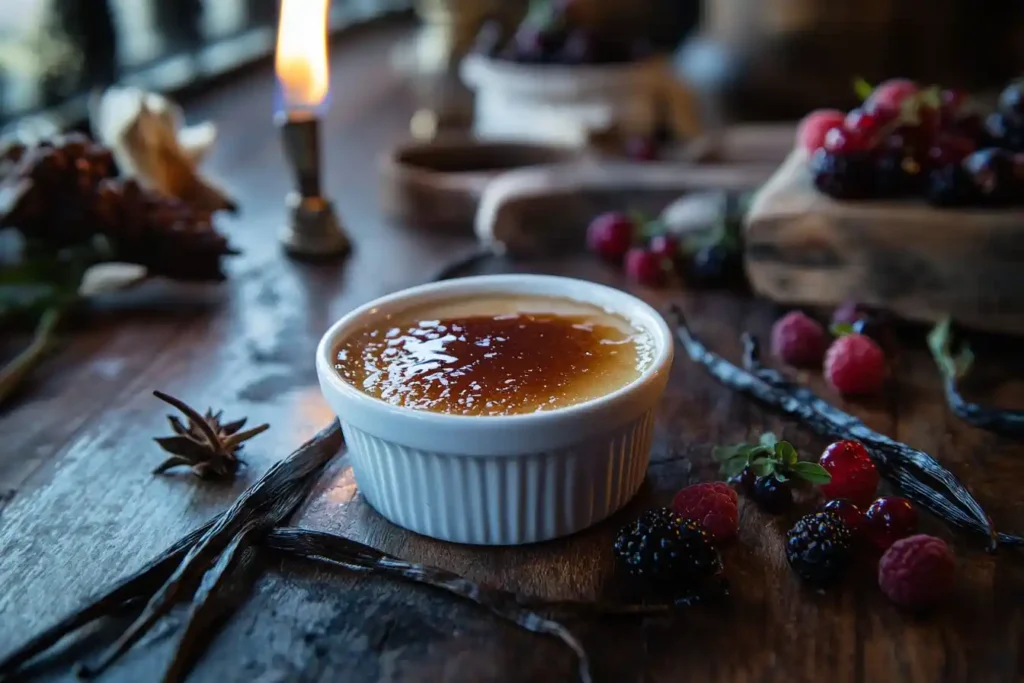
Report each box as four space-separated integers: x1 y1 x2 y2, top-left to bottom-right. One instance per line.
729 466 757 494
984 112 1024 152
928 163 981 207
927 134 976 168
613 508 724 593
810 148 873 199
752 476 792 514
786 512 854 585
624 247 668 287
821 498 864 536
864 497 918 551
819 440 879 506
647 234 679 261
963 148 1016 205
586 212 635 261
875 149 925 197
686 244 736 287
998 78 1024 123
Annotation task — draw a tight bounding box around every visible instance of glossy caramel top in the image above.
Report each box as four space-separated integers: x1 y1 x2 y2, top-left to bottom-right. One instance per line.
333 294 653 416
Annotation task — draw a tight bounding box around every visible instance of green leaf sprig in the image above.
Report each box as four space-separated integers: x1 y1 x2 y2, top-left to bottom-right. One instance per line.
927 316 974 381
713 432 832 485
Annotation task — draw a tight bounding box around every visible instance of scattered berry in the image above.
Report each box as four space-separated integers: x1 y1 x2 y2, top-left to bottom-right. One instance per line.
824 333 886 395
687 244 736 286
818 440 880 506
624 247 667 287
752 476 792 514
586 212 635 261
647 233 679 262
822 498 865 536
998 78 1024 123
865 79 919 117
729 465 757 495
927 134 976 168
797 109 846 152
875 148 926 197
613 508 724 591
983 112 1024 152
671 483 739 543
810 149 874 199
785 512 854 585
878 534 955 609
864 497 918 550
928 163 980 207
771 311 828 367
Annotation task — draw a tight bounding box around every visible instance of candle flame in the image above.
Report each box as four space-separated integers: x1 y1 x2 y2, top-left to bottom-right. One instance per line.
275 0 330 110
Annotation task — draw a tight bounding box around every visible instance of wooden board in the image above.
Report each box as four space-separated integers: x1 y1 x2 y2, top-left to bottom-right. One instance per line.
745 150 1024 335
1 22 1023 683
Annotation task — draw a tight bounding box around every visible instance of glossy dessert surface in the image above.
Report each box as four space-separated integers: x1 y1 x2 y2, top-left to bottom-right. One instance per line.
333 294 654 417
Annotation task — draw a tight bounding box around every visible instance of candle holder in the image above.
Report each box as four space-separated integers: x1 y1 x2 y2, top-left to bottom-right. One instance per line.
276 111 350 259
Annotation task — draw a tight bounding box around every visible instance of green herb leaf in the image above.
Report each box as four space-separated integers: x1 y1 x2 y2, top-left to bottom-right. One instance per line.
774 472 788 483
830 322 855 338
776 441 799 466
791 461 832 485
853 77 874 101
751 457 775 478
712 444 746 462
720 457 748 478
759 432 778 449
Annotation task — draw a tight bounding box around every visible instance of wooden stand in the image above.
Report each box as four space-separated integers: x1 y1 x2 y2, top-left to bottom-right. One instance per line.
745 150 1024 335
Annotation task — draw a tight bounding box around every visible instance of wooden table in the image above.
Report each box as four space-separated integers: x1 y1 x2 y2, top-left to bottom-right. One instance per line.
2 21 1023 683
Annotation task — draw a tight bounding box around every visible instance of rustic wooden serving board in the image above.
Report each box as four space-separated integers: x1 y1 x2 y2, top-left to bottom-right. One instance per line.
745 150 1024 335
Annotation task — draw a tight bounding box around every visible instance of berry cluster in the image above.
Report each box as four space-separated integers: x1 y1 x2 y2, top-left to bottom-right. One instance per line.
770 304 888 396
585 211 743 289
798 77 1024 207
475 0 653 67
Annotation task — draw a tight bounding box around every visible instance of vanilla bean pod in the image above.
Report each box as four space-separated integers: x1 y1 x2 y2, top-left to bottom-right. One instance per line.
161 524 264 683
0 520 214 677
927 319 1024 438
0 421 343 680
668 305 1021 550
76 421 342 678
265 527 594 683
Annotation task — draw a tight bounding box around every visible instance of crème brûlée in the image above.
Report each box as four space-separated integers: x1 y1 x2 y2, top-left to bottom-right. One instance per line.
332 293 655 416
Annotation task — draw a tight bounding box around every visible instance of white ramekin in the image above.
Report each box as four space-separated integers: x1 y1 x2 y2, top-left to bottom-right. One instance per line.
315 275 673 545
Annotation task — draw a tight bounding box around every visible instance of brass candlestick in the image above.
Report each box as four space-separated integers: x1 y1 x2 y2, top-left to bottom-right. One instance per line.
276 111 350 259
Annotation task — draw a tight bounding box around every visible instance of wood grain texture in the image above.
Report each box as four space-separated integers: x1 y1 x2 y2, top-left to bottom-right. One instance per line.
1 20 1023 683
745 150 1024 335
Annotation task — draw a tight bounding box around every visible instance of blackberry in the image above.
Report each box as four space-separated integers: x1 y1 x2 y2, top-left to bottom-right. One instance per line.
927 163 981 207
810 149 873 199
752 475 792 514
686 244 742 288
962 148 1017 205
785 511 853 585
874 150 925 197
983 112 1024 152
613 508 723 591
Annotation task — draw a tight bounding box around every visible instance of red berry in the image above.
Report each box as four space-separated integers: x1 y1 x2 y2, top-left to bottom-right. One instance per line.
647 233 679 261
671 482 739 543
824 126 871 154
821 498 865 535
866 79 919 116
771 311 828 367
797 109 846 152
844 108 883 137
824 333 886 395
818 440 879 507
586 212 635 261
624 247 667 287
864 497 918 550
878 534 954 609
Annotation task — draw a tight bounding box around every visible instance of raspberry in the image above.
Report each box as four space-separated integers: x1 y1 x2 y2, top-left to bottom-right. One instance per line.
824 333 886 395
586 212 635 261
796 109 846 152
878 534 955 609
671 482 739 543
771 311 827 367
624 247 668 287
819 440 880 506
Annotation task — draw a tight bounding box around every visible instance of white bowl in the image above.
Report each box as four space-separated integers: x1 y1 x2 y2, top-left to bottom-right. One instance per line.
315 275 673 545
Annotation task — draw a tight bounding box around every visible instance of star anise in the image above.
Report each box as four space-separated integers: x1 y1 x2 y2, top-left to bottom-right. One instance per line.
151 390 269 480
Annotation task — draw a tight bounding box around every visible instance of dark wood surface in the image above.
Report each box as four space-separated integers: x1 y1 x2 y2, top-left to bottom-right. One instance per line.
2 21 1024 683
